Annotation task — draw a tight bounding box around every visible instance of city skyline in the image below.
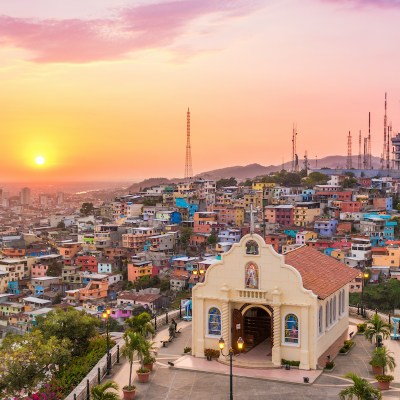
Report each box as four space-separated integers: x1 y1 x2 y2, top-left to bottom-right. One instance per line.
1 0 400 182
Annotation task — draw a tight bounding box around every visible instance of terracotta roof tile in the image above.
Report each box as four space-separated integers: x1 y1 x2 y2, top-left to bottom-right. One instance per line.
284 246 359 299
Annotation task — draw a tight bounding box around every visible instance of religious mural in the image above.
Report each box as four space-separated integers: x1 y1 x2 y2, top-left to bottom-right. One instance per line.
208 307 221 336
245 262 259 289
284 314 299 344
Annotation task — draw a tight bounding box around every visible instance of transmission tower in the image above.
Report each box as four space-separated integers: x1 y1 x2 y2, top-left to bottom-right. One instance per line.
368 112 372 169
358 130 362 169
383 93 387 169
347 131 352 169
184 108 193 179
291 124 298 172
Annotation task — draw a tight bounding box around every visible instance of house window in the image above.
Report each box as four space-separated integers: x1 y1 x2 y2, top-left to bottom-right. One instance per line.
318 306 323 334
333 296 337 321
326 302 329 328
284 314 299 344
207 307 221 336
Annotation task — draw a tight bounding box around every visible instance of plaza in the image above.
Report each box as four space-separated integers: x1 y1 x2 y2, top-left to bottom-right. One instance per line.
111 318 400 399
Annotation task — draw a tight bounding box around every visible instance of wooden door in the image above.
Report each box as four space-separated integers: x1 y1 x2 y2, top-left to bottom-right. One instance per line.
232 309 244 353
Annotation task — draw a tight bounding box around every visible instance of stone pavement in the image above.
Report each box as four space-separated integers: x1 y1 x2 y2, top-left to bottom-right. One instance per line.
108 318 400 399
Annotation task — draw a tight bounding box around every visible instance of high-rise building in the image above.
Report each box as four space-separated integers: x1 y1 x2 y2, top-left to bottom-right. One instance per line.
20 187 31 206
57 191 64 205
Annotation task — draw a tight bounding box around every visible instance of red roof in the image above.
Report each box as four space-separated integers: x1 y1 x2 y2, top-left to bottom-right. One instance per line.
284 246 359 299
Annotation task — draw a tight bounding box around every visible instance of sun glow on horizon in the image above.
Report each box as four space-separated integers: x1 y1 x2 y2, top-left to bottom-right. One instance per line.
35 156 45 165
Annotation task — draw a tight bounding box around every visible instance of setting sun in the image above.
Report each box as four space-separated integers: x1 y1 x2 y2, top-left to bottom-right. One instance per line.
35 156 45 165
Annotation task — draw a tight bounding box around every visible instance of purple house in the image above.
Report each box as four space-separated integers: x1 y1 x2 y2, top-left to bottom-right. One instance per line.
110 307 132 322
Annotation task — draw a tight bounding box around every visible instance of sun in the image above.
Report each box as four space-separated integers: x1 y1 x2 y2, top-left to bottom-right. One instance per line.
35 156 45 165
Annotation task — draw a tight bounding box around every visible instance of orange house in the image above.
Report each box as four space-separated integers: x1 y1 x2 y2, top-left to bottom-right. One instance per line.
127 261 153 282
79 278 108 302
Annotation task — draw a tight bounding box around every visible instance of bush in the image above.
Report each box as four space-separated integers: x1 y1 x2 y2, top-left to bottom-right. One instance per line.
375 374 394 382
137 367 150 374
357 323 366 333
325 361 335 370
281 359 300 367
204 348 220 358
339 340 354 353
184 347 192 354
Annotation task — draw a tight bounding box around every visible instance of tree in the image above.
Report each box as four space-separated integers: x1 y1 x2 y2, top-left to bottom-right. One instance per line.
303 172 329 187
339 373 382 400
56 221 66 229
207 232 218 246
179 227 192 250
35 307 100 355
364 314 391 346
216 177 238 188
80 202 94 216
0 331 71 398
91 381 120 400
125 312 155 338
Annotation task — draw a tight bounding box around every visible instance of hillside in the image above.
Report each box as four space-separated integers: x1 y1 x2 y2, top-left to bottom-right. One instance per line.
126 155 382 192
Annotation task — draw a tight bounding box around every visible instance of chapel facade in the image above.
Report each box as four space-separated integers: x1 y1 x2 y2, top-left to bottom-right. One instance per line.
192 233 359 370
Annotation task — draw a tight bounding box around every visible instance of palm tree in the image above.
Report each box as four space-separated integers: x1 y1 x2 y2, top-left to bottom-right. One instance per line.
91 381 120 400
339 373 382 400
122 330 147 388
370 346 396 375
125 312 155 338
364 314 391 346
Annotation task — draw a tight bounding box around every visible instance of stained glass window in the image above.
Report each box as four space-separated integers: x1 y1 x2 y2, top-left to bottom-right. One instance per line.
208 307 221 336
284 314 299 344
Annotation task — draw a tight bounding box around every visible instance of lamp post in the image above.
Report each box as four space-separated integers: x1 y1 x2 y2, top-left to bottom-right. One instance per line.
360 272 369 318
219 337 244 400
102 307 111 375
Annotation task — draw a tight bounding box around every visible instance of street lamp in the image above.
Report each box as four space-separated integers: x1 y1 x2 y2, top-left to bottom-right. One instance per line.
360 272 369 318
102 307 111 375
219 337 244 400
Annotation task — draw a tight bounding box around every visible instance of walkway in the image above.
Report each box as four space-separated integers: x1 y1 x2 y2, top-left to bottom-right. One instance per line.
108 317 400 399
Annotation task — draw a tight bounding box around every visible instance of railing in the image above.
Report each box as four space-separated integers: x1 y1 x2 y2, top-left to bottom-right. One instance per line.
236 289 268 300
65 308 183 400
349 305 392 325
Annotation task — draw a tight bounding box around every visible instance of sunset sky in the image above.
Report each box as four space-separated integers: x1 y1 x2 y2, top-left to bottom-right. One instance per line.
1 0 400 183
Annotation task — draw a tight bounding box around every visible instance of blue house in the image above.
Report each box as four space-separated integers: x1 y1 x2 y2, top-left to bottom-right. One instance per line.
314 219 338 237
302 189 315 202
8 281 19 294
175 198 199 219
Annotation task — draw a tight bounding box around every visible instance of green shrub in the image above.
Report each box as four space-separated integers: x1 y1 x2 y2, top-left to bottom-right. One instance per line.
375 374 394 382
184 347 192 353
325 361 335 370
281 359 300 367
357 323 366 333
204 348 220 358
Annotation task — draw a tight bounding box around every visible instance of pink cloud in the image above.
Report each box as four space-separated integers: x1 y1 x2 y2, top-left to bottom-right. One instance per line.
321 0 400 8
0 0 263 63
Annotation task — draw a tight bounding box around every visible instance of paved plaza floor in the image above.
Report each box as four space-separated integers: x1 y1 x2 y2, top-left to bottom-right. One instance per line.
109 318 400 399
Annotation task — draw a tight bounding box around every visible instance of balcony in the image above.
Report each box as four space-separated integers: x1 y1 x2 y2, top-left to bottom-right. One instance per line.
230 288 270 302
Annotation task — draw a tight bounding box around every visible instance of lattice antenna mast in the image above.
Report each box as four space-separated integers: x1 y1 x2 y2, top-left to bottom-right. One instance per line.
368 112 372 169
383 93 387 169
358 130 362 169
347 131 352 169
363 137 368 169
291 124 297 172
184 107 193 179
385 93 391 169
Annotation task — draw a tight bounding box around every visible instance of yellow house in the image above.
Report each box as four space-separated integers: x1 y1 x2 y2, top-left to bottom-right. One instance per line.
330 249 347 261
244 191 263 208
293 204 321 227
252 182 276 191
235 207 245 226
192 234 358 370
372 246 400 268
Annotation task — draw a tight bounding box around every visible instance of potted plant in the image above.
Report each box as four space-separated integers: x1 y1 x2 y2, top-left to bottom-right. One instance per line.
183 347 192 354
364 314 391 346
91 381 120 400
369 346 394 375
356 323 366 334
204 348 214 361
125 312 155 338
143 354 156 372
375 374 394 390
339 373 382 399
122 330 147 398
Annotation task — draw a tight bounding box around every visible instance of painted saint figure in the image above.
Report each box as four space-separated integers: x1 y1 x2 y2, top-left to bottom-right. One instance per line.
245 262 259 289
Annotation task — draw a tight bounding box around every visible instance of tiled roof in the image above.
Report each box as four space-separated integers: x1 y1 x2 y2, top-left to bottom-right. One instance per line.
284 246 359 299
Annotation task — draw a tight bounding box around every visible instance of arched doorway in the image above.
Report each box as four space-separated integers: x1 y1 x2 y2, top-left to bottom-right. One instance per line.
242 306 271 351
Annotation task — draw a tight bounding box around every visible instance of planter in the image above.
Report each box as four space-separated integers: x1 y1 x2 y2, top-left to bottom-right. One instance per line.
338 343 355 355
144 363 154 372
377 380 391 390
323 365 336 373
137 371 150 383
206 355 212 361
372 366 383 375
122 387 136 400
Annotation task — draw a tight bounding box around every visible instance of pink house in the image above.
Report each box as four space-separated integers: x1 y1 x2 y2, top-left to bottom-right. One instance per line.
110 307 132 322
31 263 48 278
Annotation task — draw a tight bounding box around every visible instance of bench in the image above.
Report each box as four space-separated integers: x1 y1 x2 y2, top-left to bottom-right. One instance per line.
161 336 174 347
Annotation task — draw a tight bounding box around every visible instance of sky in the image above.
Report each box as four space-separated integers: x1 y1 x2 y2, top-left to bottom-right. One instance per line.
1 0 400 183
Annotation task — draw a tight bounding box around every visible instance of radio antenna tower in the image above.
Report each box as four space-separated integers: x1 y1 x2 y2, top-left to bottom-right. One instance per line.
383 93 387 169
347 131 352 169
385 93 391 169
291 124 297 172
358 130 362 169
368 112 372 169
184 107 193 179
